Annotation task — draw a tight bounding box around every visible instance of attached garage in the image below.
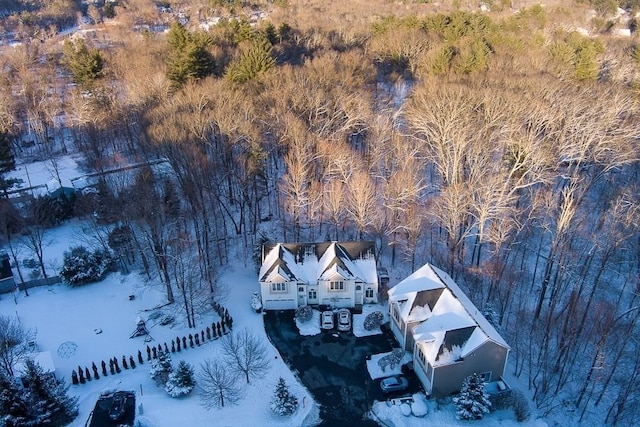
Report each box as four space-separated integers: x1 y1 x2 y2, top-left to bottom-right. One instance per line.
264 299 296 310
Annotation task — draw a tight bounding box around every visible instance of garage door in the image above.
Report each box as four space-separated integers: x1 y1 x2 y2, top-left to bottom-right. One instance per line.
264 299 296 310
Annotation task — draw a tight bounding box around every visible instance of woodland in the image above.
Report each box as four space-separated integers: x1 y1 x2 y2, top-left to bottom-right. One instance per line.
1 0 640 425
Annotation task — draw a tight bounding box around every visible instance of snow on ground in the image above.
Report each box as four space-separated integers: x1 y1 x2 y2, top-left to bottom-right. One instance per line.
366 351 412 380
353 302 388 337
6 154 84 195
295 310 321 336
370 394 548 427
0 230 320 427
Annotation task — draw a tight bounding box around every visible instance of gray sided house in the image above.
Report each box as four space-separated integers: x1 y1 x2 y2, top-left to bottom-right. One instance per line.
259 241 379 311
388 263 510 397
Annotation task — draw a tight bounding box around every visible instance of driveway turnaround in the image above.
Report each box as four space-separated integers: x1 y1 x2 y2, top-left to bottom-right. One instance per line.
264 311 421 426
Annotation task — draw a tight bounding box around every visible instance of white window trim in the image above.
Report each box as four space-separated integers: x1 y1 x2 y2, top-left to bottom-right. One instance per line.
271 283 287 293
329 281 345 291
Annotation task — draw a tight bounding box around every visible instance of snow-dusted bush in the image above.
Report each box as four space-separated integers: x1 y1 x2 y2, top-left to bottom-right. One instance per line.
165 361 195 397
60 245 114 286
453 373 491 420
150 350 173 386
295 305 313 323
364 311 384 331
378 348 405 372
270 377 298 416
511 389 531 422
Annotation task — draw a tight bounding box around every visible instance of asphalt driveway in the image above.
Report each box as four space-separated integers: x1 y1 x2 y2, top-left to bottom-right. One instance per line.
264 311 421 426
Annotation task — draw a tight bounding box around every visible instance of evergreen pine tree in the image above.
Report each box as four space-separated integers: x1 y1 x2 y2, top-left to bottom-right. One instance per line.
453 373 491 420
22 359 79 426
483 303 501 332
164 360 196 398
150 350 173 386
0 132 18 198
0 370 31 426
61 39 104 86
270 377 298 416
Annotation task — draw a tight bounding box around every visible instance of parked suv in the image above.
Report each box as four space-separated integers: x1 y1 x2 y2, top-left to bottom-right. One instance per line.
380 375 409 393
321 311 334 330
337 309 351 332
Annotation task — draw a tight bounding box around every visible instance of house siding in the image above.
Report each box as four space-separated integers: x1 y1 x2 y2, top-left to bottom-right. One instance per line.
430 341 508 397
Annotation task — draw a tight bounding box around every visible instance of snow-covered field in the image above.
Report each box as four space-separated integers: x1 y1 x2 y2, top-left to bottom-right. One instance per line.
1 229 320 426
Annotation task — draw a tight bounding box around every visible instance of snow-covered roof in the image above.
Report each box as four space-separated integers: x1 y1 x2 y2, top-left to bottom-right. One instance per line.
259 242 378 285
390 263 509 366
14 351 56 377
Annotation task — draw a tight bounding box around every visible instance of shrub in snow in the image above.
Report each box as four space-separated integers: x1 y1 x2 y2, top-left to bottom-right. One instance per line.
400 402 412 416
453 373 491 420
411 397 428 417
378 348 405 372
295 305 313 323
270 377 298 416
511 389 531 422
150 350 173 386
60 245 114 286
364 311 384 331
165 361 196 397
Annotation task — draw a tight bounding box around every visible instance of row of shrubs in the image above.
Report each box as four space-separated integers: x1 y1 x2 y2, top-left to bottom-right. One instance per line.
71 352 144 384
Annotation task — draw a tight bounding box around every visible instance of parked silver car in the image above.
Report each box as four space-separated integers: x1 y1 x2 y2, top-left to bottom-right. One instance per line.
380 375 409 393
337 308 351 332
321 311 334 329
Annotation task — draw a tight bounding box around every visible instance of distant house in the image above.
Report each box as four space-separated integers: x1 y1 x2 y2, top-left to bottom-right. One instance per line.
259 241 379 310
0 251 15 294
388 263 510 397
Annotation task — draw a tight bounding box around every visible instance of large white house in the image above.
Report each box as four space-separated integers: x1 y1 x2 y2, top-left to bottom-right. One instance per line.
259 241 379 310
389 263 510 397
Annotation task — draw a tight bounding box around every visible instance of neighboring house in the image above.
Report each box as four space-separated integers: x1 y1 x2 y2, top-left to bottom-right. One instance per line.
388 263 510 397
0 251 15 294
259 241 378 310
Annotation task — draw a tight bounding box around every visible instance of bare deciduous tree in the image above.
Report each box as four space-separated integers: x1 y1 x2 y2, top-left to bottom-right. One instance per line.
198 358 242 409
221 329 271 384
0 315 33 377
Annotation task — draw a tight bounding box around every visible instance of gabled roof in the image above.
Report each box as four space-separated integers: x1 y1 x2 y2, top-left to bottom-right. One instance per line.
259 241 378 285
390 263 509 366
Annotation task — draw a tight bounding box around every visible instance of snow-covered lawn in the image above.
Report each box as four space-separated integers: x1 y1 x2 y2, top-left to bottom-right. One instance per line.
295 310 321 336
353 303 388 337
366 351 412 380
6 154 84 196
0 245 319 427
371 395 548 427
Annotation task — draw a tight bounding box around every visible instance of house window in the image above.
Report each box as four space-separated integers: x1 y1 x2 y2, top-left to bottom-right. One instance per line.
330 281 345 291
416 345 427 368
479 371 491 383
365 288 374 298
356 285 362 291
391 304 399 322
298 286 305 293
271 283 287 292
309 289 317 299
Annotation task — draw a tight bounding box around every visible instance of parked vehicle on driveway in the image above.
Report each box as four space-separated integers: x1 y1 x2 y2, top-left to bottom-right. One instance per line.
337 308 351 332
321 311 334 329
380 375 409 393
108 391 128 421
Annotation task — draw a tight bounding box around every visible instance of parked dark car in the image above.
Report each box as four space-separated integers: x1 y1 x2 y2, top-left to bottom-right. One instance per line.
380 375 409 393
108 391 128 421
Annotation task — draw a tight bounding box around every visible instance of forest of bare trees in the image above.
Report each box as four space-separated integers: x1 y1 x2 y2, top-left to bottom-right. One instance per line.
1 0 640 424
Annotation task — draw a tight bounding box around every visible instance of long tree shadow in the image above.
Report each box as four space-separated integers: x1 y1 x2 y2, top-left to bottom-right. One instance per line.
264 311 394 426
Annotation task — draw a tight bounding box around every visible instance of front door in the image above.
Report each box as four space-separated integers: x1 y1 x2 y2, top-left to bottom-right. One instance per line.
297 285 306 306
